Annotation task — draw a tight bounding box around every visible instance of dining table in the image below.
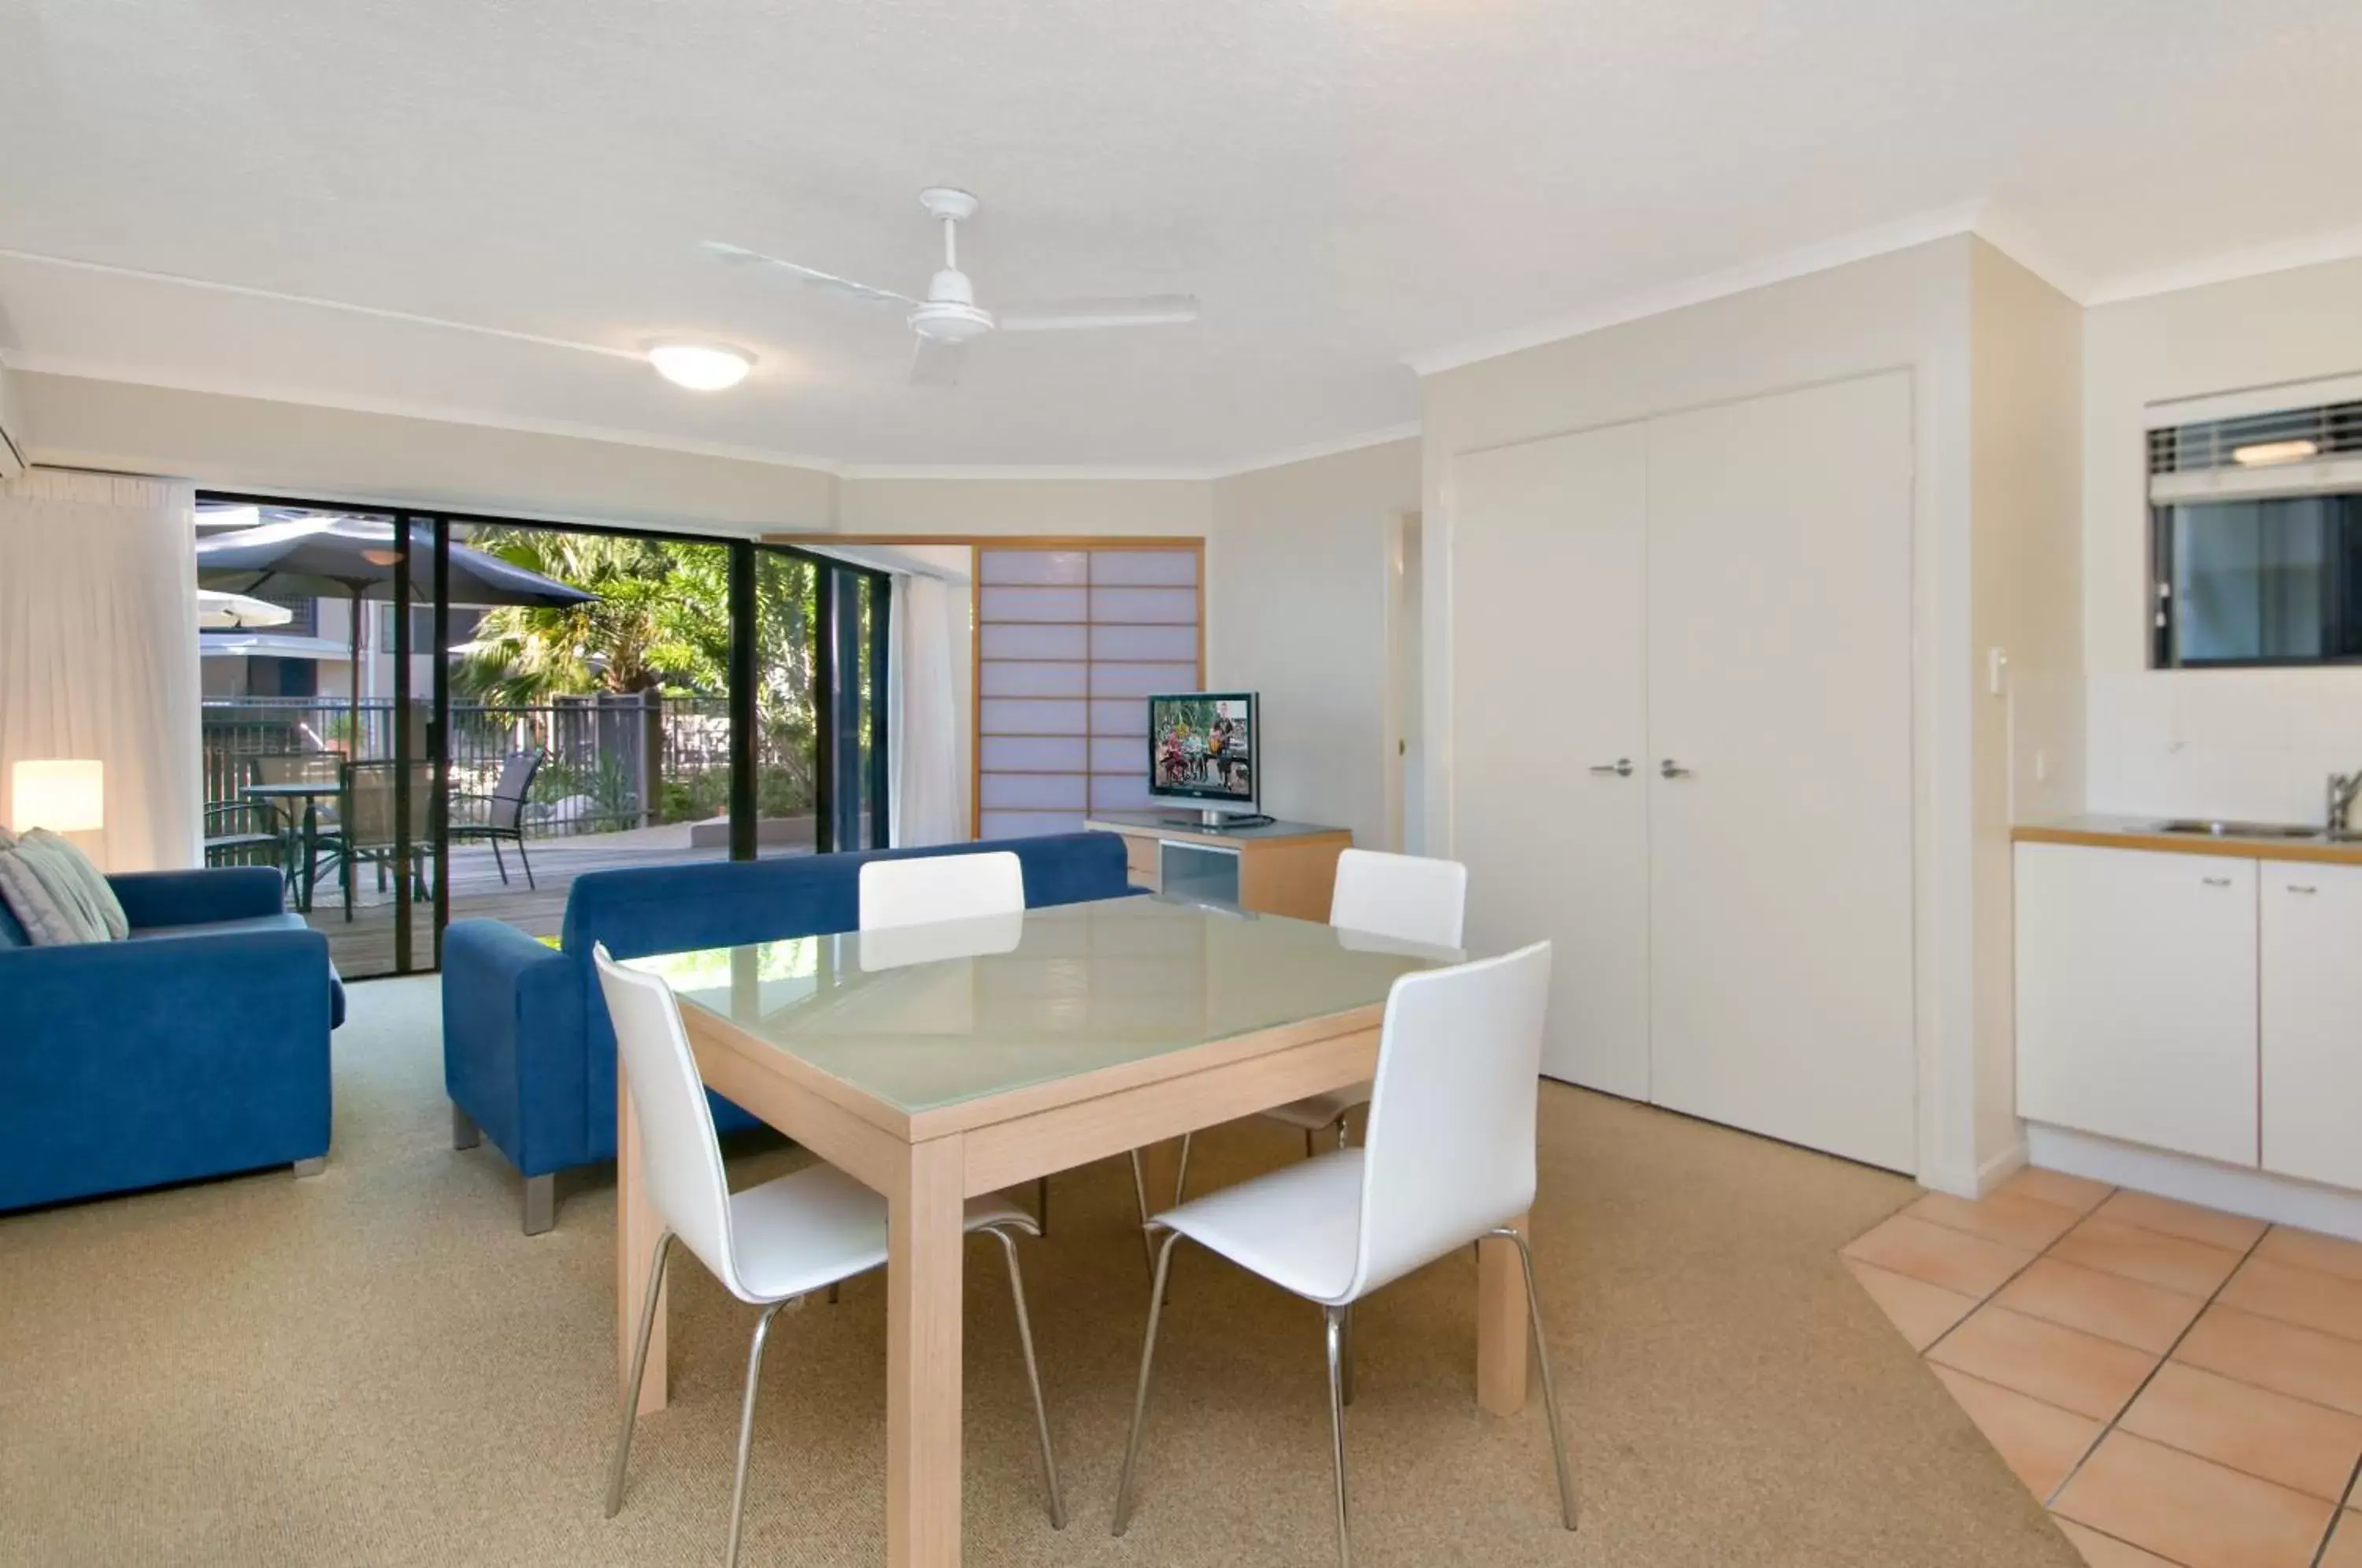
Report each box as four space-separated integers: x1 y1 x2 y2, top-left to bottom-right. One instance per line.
239 778 342 912
618 893 1536 1568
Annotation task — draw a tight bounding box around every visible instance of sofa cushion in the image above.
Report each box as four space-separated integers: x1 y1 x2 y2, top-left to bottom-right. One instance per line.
0 897 26 949
23 830 129 940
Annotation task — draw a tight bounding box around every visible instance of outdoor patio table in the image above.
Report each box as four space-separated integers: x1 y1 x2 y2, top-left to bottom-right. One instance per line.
241 780 342 912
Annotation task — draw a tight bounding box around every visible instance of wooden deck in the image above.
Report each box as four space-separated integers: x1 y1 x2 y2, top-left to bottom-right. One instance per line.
304 825 808 977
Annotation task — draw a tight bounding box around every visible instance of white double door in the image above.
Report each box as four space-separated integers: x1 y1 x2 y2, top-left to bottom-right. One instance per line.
1451 371 1916 1171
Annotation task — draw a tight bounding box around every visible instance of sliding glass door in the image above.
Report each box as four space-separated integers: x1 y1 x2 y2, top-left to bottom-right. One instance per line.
195 494 890 978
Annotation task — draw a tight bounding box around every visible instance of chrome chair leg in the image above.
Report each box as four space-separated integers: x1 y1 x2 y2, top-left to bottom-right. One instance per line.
1112 1227 1185 1535
1171 1134 1192 1207
985 1226 1066 1529
1323 1304 1353 1568
605 1231 673 1517
1494 1226 1579 1530
724 1300 789 1568
1339 1302 1356 1406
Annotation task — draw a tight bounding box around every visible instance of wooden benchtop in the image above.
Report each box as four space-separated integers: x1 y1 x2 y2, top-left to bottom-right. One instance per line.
2013 815 2362 867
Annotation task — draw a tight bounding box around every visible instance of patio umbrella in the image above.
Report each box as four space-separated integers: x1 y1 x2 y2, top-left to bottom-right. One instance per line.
196 588 294 629
194 515 594 755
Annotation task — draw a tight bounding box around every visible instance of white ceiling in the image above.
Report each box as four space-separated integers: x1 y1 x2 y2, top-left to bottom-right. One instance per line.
4 1 2360 472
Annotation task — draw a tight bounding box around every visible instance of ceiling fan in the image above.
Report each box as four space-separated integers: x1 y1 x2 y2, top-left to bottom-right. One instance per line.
704 187 1198 386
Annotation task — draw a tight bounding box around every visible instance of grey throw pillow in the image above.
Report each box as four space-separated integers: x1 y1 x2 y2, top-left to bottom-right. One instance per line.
0 832 122 944
0 843 91 945
18 829 129 940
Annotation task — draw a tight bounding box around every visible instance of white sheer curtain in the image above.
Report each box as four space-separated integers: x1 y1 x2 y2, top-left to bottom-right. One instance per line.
887 571 966 846
0 470 202 871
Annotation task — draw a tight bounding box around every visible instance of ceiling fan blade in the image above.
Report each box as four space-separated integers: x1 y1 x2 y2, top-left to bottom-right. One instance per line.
701 240 917 308
909 336 967 387
994 294 1199 332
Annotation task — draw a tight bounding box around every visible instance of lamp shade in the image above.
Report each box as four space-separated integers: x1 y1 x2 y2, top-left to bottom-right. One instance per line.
12 760 106 833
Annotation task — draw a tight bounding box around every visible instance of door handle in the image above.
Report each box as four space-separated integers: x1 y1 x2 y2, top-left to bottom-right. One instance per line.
2288 884 2319 895
2202 876 2233 887
1589 759 1634 778
1660 759 1694 779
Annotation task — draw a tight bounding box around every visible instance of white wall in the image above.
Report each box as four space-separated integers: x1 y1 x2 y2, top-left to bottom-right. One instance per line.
1420 236 2011 1193
2083 256 2362 823
834 475 1212 538
16 371 839 534
1969 241 2086 1178
1206 439 1420 852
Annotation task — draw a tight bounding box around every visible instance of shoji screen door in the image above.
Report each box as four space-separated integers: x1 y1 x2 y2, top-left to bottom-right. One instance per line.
974 542 1202 838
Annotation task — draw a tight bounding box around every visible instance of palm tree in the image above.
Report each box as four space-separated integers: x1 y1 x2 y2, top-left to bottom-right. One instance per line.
452 532 731 701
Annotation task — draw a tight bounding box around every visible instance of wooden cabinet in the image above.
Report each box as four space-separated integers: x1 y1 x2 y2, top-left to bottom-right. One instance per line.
1083 816 1349 923
2260 860 2362 1189
2015 843 2259 1168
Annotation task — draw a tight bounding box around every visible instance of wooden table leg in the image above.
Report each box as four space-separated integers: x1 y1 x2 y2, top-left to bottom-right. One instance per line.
1475 1211 1530 1417
618 1078 668 1415
888 1134 967 1568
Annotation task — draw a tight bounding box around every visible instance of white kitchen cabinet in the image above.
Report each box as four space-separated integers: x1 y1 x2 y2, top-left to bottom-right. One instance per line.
2015 843 2259 1167
2260 860 2362 1189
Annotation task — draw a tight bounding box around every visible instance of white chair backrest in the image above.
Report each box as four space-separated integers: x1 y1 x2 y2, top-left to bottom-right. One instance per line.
1349 940 1553 1299
1329 849 1468 950
593 943 746 1299
860 850 1026 931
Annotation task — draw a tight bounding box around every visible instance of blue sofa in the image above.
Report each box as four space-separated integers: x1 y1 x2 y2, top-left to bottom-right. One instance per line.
0 867 344 1213
441 833 1137 1231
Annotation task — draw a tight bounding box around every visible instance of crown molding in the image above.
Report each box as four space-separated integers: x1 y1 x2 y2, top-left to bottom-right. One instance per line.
2082 222 2362 308
833 461 1212 483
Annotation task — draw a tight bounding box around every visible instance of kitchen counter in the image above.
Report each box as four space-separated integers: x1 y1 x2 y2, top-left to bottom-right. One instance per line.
2013 814 2362 866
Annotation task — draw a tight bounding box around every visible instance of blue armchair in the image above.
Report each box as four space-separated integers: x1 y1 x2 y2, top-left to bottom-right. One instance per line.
441 833 1137 1232
0 867 344 1213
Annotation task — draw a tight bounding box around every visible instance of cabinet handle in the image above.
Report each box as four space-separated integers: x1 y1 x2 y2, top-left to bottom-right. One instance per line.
2202 875 2234 887
2288 884 2319 895
1660 759 1694 779
1588 759 1634 778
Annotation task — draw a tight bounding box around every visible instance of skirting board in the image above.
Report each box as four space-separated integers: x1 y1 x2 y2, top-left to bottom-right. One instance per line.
2026 1122 2362 1243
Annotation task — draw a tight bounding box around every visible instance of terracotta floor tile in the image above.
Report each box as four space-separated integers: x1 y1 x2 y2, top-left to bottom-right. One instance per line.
2053 1518 2187 1568
1927 1304 2159 1422
2118 1361 2362 1502
1995 1256 2209 1355
1843 1257 1979 1351
2001 1167 2116 1215
2254 1227 2362 1285
2174 1306 2362 1418
2095 1190 2271 1253
1930 1364 2102 1500
2319 1513 2362 1568
1842 1212 2034 1298
2217 1257 2362 1345
2053 1432 2333 1568
2053 1217 2246 1297
1908 1189 2085 1251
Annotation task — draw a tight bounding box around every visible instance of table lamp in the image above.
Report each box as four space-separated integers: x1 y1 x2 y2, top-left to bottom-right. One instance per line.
11 759 106 844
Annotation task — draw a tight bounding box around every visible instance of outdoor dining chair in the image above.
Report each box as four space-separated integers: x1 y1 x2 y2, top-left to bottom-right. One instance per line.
448 749 544 889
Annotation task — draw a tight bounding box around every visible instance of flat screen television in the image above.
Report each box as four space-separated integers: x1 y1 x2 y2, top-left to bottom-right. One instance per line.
1147 691 1258 823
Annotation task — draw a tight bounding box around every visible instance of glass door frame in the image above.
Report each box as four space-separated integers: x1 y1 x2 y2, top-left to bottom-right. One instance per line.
198 492 894 975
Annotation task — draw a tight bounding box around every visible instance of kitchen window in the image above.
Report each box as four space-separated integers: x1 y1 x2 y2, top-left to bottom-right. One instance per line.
2149 399 2362 668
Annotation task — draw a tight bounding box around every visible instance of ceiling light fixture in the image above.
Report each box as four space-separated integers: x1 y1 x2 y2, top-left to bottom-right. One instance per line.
648 342 753 391
2231 438 2319 467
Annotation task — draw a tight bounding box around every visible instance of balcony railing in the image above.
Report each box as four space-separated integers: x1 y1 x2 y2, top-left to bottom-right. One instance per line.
201 694 812 838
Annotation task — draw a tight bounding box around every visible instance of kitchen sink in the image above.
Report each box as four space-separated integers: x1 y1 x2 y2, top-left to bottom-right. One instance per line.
2150 819 2327 839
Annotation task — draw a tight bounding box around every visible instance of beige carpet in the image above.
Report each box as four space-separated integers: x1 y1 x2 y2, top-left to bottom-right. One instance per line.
0 977 2079 1566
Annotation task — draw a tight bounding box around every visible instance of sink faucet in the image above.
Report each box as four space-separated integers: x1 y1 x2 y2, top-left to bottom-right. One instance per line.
2331 771 2362 834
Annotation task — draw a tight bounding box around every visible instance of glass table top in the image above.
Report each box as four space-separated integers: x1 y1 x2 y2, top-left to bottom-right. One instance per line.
624 895 1460 1115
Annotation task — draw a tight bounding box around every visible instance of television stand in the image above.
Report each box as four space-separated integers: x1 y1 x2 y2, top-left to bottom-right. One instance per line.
1083 813 1352 922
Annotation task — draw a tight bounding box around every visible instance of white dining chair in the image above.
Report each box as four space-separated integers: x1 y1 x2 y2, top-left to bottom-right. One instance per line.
1111 940 1572 1567
1146 849 1469 1232
856 850 1050 1230
594 945 1064 1566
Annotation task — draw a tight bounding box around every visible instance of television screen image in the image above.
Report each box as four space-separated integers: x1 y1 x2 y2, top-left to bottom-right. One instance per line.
1148 692 1256 807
